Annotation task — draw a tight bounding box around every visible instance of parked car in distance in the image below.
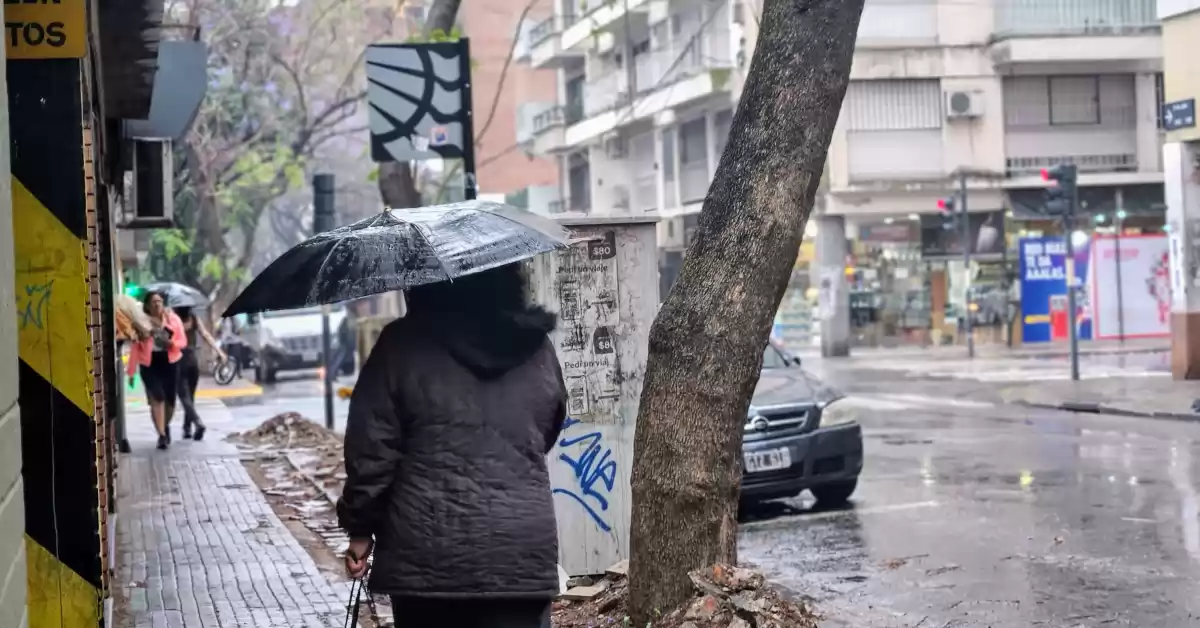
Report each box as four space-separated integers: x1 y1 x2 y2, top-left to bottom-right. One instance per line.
243 306 354 384
740 340 864 506
966 283 1007 327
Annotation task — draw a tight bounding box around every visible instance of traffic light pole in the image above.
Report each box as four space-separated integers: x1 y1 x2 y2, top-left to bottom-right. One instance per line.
1043 164 1081 381
313 173 337 430
959 172 974 359
1064 199 1081 382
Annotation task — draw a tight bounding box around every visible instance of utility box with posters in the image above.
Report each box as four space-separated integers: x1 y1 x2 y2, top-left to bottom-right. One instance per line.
527 215 659 577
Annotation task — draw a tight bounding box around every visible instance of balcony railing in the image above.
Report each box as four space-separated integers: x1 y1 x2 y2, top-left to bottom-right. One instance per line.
1006 154 1137 177
633 29 733 94
532 106 564 133
994 0 1158 38
528 16 558 46
583 71 628 117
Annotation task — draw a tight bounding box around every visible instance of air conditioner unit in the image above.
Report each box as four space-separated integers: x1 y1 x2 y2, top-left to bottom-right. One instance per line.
945 90 983 119
603 135 628 159
120 138 175 229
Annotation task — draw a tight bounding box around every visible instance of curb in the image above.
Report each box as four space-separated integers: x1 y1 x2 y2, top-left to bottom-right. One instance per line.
1014 400 1200 422
126 388 265 408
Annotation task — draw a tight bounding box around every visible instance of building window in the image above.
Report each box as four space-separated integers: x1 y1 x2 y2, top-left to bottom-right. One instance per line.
678 118 708 203
1004 75 1134 128
714 109 734 160
567 151 590 212
564 75 585 124
1048 76 1099 125
843 79 943 181
1155 72 1165 130
662 127 678 208
844 79 942 131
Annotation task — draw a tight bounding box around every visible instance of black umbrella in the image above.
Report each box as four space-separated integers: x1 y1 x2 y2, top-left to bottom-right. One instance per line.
223 200 573 317
145 282 209 309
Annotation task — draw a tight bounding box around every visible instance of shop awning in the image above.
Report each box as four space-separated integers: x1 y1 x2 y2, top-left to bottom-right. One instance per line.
98 0 163 120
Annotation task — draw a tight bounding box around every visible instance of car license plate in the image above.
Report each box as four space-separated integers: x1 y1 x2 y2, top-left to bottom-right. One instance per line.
744 448 791 473
302 350 319 362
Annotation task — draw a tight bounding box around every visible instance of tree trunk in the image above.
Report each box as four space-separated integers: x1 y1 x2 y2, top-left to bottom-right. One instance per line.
376 0 464 208
377 161 423 208
627 0 864 623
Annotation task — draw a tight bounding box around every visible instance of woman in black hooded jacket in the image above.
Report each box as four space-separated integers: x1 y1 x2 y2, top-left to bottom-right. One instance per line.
337 262 566 628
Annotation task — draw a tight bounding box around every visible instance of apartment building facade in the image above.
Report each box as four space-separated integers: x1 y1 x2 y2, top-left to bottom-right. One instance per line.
515 0 1167 343
1157 0 1200 378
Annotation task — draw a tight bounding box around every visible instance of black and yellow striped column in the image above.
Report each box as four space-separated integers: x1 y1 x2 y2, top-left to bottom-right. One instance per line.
8 0 104 622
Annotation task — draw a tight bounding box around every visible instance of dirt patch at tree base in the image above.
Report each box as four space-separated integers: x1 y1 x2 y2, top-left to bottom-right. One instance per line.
552 564 820 628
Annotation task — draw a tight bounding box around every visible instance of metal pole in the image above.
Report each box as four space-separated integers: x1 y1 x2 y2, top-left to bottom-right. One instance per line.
321 306 335 429
458 38 478 201
313 173 337 429
1065 212 1081 381
1114 193 1126 344
960 172 974 359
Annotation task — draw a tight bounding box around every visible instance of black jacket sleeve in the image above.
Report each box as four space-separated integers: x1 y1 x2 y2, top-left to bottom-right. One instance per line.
337 327 404 539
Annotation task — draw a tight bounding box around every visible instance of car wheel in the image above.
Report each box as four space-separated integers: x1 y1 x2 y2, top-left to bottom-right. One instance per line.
811 480 857 506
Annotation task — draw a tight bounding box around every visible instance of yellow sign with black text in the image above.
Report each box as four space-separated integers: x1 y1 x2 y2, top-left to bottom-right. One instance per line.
4 0 86 59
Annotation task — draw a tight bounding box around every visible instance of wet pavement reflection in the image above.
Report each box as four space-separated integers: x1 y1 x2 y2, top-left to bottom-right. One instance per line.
738 400 1200 626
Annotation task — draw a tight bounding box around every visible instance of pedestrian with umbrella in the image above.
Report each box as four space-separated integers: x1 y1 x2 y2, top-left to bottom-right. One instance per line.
127 290 188 449
146 282 226 440
224 201 574 627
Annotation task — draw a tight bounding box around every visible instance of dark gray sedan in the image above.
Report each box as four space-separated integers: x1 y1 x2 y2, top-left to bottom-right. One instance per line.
740 341 863 506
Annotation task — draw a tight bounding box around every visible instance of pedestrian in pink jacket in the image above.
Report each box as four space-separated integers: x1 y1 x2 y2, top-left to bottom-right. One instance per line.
127 290 187 449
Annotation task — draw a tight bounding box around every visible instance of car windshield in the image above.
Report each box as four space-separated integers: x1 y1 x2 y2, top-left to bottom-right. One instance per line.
762 343 791 369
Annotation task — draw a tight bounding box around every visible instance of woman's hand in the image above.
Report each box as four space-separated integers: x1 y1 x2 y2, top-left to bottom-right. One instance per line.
344 537 373 578
128 375 136 388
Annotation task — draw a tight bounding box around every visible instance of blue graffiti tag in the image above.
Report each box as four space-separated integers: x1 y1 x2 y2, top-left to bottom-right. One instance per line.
552 417 617 533
18 281 54 330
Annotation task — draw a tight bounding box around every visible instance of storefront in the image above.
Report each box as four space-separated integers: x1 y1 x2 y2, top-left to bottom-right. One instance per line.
918 209 1016 347
1007 182 1166 345
842 219 930 348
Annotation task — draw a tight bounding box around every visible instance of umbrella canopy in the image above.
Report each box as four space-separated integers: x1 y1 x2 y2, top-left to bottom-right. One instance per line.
223 200 573 317
144 282 209 309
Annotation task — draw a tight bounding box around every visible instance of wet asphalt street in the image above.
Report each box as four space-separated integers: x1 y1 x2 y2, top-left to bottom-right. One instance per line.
739 392 1200 627
234 352 1200 626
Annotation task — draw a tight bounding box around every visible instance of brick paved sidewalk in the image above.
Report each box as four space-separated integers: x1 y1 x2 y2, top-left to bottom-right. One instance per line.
115 399 351 628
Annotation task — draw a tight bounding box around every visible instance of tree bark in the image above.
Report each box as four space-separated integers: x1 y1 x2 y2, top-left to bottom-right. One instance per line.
626 0 864 624
376 0 463 208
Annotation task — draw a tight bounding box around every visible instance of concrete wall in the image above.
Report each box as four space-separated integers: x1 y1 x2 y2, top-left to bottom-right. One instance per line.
0 30 28 628
1162 8 1200 142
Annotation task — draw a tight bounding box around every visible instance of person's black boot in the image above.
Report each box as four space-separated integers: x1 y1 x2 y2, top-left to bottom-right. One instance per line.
193 421 206 441
182 417 192 440
156 434 169 450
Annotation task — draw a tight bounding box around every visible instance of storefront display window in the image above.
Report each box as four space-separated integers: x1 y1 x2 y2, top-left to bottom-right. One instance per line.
846 235 931 348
